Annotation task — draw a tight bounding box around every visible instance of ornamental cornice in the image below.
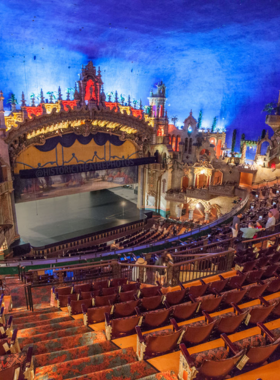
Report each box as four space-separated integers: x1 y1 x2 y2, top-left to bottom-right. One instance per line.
5 105 153 145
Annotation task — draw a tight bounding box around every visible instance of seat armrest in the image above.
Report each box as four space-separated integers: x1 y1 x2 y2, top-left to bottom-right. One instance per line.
135 306 141 316
221 333 240 355
219 274 225 280
257 280 265 285
179 343 195 367
170 318 179 331
257 322 276 343
213 288 221 297
164 300 170 309
81 304 87 314
135 326 145 343
104 312 110 325
189 294 196 303
236 270 244 275
259 296 270 307
231 302 242 315
25 346 33 369
179 282 185 291
10 329 18 345
202 311 213 323
67 296 71 306
7 316 13 329
234 283 243 291
200 279 206 285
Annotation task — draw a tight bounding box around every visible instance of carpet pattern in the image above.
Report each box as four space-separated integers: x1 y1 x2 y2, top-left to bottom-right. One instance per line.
1 299 178 380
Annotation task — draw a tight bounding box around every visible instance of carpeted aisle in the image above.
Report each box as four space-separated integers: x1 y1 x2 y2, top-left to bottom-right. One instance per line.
0 306 178 380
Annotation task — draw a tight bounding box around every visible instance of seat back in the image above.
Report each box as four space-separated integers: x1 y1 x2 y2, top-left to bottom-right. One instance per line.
208 279 228 293
222 289 247 305
145 328 183 358
246 269 264 283
165 289 186 305
111 315 141 338
141 286 161 297
74 283 92 293
110 278 128 287
122 283 139 292
143 308 171 328
188 284 208 298
241 261 256 272
102 286 119 296
267 278 280 293
183 321 215 345
216 311 248 334
172 302 198 321
141 295 162 310
56 286 72 296
199 295 223 313
57 293 77 307
95 294 118 307
250 304 276 324
114 300 140 317
81 289 100 299
247 339 280 365
92 280 109 290
70 298 92 315
119 290 137 302
199 350 244 378
87 305 111 323
227 274 246 288
246 283 268 299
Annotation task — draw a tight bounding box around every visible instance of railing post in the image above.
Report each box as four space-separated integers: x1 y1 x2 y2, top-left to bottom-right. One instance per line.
58 271 64 284
111 260 121 279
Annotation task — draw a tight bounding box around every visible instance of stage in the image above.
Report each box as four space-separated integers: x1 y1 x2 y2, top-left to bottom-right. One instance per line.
15 188 145 247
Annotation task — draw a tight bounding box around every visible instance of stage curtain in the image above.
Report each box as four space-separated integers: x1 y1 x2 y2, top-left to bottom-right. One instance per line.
35 132 125 152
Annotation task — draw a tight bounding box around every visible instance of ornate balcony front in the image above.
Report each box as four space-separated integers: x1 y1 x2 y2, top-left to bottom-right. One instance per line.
165 184 235 203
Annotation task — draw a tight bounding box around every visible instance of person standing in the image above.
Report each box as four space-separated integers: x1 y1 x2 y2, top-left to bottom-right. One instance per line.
232 213 242 238
240 222 264 239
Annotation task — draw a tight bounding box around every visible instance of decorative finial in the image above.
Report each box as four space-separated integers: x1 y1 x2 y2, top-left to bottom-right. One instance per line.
115 91 118 103
58 86 62 100
49 92 54 103
40 89 45 103
98 66 101 76
21 92 26 107
190 109 192 116
31 94 35 107
66 89 70 100
139 99 143 110
128 95 131 107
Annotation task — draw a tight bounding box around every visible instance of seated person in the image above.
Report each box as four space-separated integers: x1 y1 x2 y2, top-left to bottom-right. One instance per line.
240 222 264 239
266 211 276 229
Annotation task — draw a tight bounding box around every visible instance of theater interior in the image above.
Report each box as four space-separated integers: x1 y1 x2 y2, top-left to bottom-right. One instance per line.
1 1 280 379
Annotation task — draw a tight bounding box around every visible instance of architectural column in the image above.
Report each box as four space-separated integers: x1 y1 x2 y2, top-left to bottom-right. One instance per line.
137 166 145 209
188 209 194 220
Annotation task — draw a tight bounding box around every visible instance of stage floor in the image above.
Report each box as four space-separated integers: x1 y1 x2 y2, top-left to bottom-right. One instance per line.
15 188 145 247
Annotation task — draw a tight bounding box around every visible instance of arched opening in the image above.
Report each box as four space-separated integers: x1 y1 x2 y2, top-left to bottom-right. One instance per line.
199 149 210 156
172 135 176 151
196 173 208 188
185 137 189 153
210 205 218 219
212 171 222 186
181 176 189 191
260 141 270 156
168 135 171 145
216 139 222 158
176 136 181 152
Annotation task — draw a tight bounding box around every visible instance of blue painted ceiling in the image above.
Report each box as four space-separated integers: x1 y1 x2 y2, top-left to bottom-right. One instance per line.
1 0 280 149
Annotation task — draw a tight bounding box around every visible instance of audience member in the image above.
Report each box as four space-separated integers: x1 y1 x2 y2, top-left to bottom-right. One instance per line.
232 213 242 238
270 204 279 222
240 222 263 239
253 220 263 238
266 211 276 229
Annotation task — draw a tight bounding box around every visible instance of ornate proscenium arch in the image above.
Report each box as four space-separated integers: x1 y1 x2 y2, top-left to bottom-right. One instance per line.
5 104 154 167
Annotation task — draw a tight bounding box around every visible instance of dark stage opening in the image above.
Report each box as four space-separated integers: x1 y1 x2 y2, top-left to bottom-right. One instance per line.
15 188 144 247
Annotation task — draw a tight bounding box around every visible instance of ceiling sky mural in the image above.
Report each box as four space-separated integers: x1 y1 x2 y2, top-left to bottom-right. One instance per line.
1 0 280 150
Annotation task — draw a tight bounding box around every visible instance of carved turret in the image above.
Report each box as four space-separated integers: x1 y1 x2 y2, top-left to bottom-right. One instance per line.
0 91 6 133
